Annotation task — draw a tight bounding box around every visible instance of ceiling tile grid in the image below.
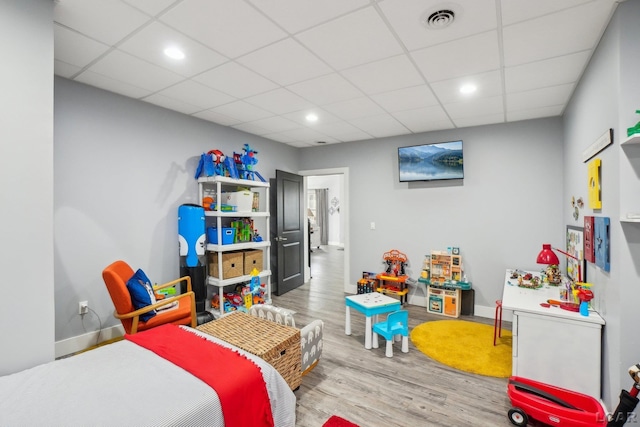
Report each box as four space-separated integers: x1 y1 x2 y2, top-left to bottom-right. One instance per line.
53 0 620 147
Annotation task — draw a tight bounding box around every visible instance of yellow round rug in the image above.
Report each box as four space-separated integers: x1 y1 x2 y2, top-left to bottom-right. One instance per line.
410 319 512 378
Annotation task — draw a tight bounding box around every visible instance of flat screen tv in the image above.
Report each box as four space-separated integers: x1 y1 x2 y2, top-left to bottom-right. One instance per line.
398 140 464 182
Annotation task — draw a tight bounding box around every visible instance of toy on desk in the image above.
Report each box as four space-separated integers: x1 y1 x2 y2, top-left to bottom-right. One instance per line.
578 288 594 316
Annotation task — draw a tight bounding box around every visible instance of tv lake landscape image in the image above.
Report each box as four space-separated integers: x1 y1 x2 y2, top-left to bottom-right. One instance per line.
398 140 463 182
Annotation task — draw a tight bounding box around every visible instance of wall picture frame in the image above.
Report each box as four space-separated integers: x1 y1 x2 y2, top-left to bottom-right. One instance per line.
566 225 587 283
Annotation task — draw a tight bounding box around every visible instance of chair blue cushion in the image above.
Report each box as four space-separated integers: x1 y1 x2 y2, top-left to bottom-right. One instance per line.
126 269 157 322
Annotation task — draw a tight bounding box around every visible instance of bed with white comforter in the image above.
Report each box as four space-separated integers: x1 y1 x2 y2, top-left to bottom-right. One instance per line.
0 326 296 426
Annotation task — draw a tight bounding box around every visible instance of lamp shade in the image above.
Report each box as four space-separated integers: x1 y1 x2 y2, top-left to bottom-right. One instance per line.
537 244 560 265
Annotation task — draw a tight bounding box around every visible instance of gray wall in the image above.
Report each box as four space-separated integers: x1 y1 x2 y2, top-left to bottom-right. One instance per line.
54 77 299 343
563 0 640 407
0 0 55 375
299 119 565 312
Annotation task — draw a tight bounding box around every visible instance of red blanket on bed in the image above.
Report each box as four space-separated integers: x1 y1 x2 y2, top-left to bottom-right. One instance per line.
126 324 274 427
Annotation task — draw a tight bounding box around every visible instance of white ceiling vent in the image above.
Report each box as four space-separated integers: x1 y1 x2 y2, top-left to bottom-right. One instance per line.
421 4 461 30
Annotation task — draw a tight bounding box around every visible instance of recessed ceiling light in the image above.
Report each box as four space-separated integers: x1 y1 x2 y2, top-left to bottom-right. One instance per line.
460 84 477 95
306 113 318 123
164 46 185 60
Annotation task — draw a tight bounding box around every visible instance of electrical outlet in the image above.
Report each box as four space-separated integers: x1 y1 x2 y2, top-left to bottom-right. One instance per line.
79 300 88 315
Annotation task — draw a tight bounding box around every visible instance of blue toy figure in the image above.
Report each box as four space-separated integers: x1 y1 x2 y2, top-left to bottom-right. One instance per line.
234 143 266 182
178 204 205 267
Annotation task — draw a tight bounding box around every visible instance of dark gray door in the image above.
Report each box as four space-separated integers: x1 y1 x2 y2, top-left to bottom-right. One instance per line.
271 170 304 296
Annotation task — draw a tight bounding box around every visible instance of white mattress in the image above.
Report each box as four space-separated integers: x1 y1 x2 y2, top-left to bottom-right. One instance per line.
0 327 296 426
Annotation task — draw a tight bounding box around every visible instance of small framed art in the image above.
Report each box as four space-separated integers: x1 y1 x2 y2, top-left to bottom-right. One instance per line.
566 225 587 283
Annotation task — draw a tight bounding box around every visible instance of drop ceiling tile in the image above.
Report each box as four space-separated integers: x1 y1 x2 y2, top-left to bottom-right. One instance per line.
443 95 504 120
282 108 341 126
117 22 228 77
313 121 370 138
379 0 497 51
430 70 502 104
194 62 279 99
192 109 241 127
323 97 386 121
53 0 149 45
337 131 373 142
349 114 410 138
296 7 403 70
370 85 439 113
287 141 316 148
505 51 591 93
412 31 500 83
507 105 564 122
503 1 616 67
507 84 574 112
54 60 82 78
84 50 184 92
151 80 236 109
248 0 369 34
244 88 314 115
240 116 301 134
142 93 202 115
121 0 176 16
160 0 287 58
74 70 152 99
54 25 110 68
238 38 332 86
276 127 337 144
500 0 606 26
211 100 274 123
341 55 425 95
391 105 452 133
231 122 272 136
263 132 300 144
287 73 363 106
452 113 505 128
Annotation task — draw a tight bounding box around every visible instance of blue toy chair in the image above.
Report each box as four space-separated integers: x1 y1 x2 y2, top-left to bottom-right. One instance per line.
372 310 409 357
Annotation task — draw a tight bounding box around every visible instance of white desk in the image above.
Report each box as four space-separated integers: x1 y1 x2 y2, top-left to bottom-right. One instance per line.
502 269 604 399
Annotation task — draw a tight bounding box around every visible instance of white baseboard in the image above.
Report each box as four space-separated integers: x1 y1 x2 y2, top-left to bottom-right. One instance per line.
55 324 124 359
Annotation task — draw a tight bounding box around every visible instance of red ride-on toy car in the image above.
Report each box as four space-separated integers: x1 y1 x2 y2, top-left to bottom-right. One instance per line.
507 376 606 426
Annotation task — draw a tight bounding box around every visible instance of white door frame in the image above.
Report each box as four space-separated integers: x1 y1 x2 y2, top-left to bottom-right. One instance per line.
299 167 350 293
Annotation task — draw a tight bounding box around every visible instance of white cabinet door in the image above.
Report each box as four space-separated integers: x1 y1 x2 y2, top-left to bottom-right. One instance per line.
513 311 602 399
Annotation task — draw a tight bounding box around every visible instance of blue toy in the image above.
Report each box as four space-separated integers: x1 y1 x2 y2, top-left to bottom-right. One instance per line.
234 144 265 182
178 204 205 267
194 149 226 179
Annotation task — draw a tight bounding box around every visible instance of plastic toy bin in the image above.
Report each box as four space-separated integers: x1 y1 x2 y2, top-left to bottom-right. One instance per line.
207 227 235 245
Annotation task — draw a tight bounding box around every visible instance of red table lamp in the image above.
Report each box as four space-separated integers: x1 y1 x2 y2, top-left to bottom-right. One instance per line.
536 243 582 283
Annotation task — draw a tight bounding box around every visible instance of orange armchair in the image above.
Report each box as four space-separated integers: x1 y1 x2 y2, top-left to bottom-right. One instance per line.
102 260 197 334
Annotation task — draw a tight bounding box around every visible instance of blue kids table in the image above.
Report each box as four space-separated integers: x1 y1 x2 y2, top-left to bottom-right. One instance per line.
345 292 401 349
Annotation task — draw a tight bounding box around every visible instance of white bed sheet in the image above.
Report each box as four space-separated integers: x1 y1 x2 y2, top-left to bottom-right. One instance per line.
0 326 296 427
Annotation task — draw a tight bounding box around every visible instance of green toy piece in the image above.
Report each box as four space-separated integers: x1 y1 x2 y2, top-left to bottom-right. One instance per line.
627 110 640 137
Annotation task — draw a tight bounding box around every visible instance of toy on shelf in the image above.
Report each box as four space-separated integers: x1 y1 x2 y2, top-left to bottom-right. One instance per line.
234 144 266 182
194 149 226 179
627 109 640 137
376 249 409 304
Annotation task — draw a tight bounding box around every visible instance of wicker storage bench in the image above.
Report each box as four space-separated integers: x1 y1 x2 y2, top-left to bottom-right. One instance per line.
197 311 301 390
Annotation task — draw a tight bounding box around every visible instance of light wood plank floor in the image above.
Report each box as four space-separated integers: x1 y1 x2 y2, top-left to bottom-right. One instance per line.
272 246 515 427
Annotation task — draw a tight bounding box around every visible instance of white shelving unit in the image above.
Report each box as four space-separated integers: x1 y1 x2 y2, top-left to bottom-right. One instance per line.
620 134 640 223
197 176 271 318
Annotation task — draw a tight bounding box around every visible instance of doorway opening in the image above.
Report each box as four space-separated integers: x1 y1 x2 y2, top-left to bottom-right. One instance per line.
299 168 349 294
